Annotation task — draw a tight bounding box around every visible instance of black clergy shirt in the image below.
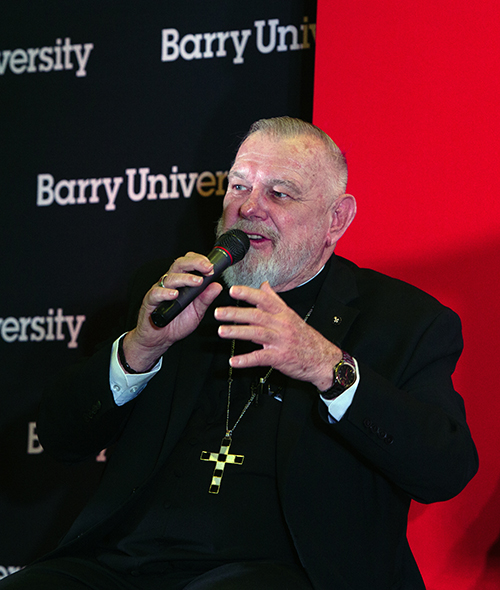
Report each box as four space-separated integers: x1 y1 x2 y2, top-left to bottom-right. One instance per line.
96 265 327 577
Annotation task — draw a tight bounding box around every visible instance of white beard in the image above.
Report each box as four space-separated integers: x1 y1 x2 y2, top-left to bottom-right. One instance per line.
216 217 317 289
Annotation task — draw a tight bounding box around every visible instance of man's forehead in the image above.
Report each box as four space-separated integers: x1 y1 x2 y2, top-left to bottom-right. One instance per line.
230 133 325 178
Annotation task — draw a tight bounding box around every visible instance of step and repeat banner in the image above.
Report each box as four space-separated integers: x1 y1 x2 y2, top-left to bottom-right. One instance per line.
0 0 316 575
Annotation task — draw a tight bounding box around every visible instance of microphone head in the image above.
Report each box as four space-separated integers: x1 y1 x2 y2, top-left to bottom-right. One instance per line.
214 229 250 264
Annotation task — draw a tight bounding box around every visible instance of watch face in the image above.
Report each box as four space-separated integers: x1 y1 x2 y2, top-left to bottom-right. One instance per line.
336 363 356 388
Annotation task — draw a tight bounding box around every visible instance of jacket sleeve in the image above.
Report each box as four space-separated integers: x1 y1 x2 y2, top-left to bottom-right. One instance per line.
329 307 478 503
37 341 137 463
37 258 171 463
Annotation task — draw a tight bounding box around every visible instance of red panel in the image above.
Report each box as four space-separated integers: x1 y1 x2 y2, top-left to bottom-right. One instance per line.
314 2 500 588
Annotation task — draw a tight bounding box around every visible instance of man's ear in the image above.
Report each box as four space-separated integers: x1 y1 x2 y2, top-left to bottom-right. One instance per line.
326 194 357 247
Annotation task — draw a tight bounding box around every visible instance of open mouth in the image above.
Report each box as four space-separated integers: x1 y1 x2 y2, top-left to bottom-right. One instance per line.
246 233 267 241
245 233 274 247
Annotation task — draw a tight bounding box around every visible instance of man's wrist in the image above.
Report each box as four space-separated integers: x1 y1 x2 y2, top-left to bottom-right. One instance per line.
110 336 162 406
318 351 357 399
119 333 162 374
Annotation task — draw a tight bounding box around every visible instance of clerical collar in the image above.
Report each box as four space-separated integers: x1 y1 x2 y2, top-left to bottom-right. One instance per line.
296 265 326 288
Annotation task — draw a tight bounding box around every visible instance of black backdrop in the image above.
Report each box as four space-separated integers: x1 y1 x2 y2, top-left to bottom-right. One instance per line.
0 0 316 576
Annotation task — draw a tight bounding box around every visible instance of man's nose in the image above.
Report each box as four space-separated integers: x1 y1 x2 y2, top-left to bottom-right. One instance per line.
239 189 268 220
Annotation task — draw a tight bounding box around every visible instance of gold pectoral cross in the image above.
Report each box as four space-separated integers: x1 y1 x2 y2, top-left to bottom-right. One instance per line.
200 436 244 494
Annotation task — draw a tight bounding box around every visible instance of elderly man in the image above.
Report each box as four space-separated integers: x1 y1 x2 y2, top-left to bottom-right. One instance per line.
3 117 477 590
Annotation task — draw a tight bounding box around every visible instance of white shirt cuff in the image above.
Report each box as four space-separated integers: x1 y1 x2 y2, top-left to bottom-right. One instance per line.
109 334 162 406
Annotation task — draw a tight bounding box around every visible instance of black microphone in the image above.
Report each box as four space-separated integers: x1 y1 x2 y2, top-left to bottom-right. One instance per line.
151 229 250 328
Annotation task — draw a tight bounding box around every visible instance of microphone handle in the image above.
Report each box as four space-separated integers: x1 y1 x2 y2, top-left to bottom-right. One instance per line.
151 247 231 328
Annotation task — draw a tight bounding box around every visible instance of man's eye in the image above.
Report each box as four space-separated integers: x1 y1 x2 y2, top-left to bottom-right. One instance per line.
233 184 247 191
273 190 288 199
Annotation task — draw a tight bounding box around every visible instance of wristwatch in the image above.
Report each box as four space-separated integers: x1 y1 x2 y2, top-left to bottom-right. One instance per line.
319 351 357 400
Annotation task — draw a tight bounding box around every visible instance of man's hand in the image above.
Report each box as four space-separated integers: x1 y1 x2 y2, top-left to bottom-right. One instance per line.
122 252 223 373
215 281 342 391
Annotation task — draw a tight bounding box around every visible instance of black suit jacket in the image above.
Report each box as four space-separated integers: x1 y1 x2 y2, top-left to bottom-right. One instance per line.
38 254 478 590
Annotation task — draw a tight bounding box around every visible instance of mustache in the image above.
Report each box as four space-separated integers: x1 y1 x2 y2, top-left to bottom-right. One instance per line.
216 218 280 245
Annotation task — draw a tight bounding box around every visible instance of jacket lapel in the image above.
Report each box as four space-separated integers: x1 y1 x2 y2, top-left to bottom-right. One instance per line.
308 254 360 347
276 255 360 486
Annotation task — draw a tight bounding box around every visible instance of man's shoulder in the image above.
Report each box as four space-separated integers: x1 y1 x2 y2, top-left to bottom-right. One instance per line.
332 255 458 321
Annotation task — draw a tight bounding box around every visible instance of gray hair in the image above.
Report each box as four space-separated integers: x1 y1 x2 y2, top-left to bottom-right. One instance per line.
244 116 348 198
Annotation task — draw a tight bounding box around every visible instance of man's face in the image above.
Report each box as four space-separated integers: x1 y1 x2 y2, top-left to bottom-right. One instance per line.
218 132 336 292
